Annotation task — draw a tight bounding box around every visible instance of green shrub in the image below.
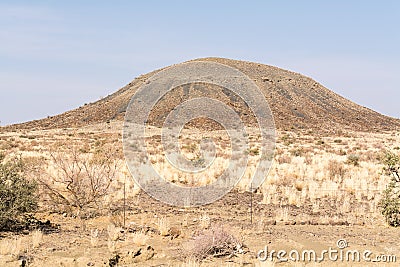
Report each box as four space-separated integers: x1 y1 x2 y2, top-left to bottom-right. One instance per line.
0 154 38 230
346 154 360 166
378 151 400 227
381 151 400 178
289 148 304 157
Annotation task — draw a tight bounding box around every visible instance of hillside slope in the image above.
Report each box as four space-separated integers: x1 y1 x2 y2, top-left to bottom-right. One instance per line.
6 57 400 132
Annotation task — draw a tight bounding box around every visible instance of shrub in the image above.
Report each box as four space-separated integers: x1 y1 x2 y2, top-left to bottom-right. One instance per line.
183 225 244 260
381 151 400 179
0 154 38 230
247 147 260 156
379 151 400 227
289 148 304 157
346 154 360 166
327 160 346 180
276 154 292 164
281 134 294 146
38 143 119 216
379 180 400 227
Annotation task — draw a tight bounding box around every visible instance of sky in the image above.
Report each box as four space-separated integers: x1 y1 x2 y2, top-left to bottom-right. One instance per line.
0 1 399 126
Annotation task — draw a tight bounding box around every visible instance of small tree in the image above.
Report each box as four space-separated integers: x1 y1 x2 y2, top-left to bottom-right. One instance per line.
38 144 119 216
0 153 38 230
379 151 400 227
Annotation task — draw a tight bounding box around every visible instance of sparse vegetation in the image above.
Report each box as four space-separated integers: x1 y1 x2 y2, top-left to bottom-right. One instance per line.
1 126 399 265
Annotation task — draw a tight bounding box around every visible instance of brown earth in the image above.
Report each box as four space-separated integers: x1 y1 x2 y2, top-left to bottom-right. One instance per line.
4 57 400 133
1 58 400 266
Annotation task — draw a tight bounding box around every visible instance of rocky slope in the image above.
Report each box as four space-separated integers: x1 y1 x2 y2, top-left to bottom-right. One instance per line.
6 58 400 133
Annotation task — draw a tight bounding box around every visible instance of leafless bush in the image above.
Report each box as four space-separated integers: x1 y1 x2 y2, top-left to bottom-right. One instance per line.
276 154 292 164
360 150 380 163
304 153 313 165
38 144 119 215
327 160 346 180
182 225 244 260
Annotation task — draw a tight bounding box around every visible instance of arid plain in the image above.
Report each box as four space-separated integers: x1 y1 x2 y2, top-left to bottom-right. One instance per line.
1 58 399 266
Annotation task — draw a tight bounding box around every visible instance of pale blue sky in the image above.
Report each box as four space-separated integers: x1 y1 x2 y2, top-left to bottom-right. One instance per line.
1 1 399 126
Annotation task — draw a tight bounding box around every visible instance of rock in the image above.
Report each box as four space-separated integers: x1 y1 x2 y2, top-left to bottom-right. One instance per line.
75 257 93 266
58 257 76 266
120 245 155 264
108 254 120 267
284 220 296 225
264 220 276 225
22 230 30 235
168 226 181 239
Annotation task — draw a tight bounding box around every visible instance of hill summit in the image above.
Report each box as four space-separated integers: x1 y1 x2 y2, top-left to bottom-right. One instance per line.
8 57 400 133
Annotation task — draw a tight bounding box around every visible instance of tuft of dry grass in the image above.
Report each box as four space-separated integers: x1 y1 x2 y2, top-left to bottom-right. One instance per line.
90 228 99 247
180 258 202 267
107 240 116 253
346 154 360 166
130 231 149 246
32 230 43 249
107 224 122 241
157 216 170 236
199 214 211 229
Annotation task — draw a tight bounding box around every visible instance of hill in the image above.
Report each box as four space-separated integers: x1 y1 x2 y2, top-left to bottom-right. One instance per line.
6 57 400 133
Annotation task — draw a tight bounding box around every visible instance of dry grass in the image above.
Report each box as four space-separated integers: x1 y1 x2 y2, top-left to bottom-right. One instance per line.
0 236 22 258
1 125 399 265
157 216 170 236
256 130 399 225
130 231 149 246
327 159 346 180
90 228 99 247
180 258 202 267
31 229 43 249
107 224 122 241
199 214 211 229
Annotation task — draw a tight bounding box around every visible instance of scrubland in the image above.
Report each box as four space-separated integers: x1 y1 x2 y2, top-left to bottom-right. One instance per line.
0 121 399 266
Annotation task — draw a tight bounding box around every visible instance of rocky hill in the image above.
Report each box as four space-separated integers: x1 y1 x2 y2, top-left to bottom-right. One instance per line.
6 57 400 133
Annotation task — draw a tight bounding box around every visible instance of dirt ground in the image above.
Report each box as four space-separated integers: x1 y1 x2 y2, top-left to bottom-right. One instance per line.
0 123 399 266
0 190 399 266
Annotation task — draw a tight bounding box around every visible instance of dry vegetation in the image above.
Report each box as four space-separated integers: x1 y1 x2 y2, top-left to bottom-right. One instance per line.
1 58 399 267
0 120 399 266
